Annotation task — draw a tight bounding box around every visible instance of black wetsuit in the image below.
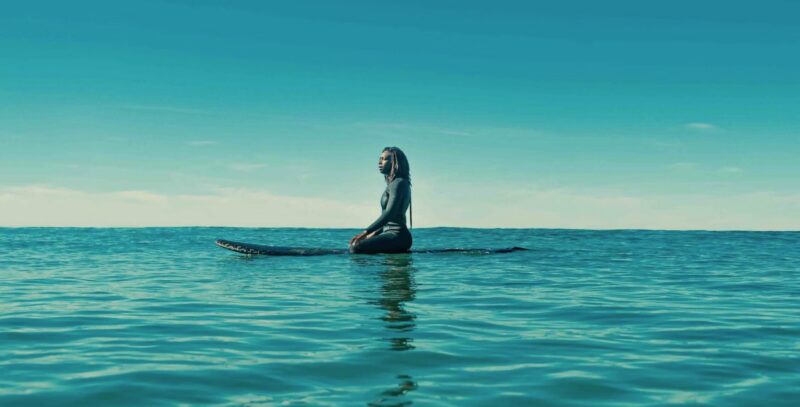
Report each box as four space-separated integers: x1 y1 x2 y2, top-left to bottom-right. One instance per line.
350 177 412 254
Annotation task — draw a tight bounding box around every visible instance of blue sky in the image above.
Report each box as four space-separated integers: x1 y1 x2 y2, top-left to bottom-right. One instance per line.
1 1 798 229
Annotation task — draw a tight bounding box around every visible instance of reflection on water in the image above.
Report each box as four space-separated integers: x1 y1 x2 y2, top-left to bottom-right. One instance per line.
364 254 418 406
377 254 417 351
368 374 418 407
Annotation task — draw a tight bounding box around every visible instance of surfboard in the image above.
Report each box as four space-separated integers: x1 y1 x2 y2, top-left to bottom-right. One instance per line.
215 239 529 256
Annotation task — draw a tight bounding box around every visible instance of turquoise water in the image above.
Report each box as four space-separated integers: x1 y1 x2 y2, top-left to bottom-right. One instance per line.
1 228 799 406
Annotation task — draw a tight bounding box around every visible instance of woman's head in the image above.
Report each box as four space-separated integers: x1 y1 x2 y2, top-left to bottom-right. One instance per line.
378 146 410 183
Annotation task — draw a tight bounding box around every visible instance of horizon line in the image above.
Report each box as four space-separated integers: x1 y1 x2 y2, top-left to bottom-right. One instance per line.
1 226 798 232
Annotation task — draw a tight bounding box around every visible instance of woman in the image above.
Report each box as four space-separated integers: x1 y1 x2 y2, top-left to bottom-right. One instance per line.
349 147 413 254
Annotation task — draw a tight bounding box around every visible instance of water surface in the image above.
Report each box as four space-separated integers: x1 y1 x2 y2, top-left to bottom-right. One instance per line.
1 228 799 405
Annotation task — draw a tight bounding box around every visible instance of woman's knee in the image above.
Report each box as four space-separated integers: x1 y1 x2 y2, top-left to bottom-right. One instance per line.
350 236 387 254
349 240 373 254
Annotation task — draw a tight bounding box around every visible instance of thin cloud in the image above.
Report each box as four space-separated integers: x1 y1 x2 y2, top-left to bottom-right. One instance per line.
351 121 552 142
685 122 717 130
4 185 76 195
116 190 168 202
0 131 24 141
436 129 473 137
719 166 743 174
352 122 475 137
187 140 218 146
119 104 207 114
104 136 128 142
668 162 697 170
645 139 682 148
229 163 267 172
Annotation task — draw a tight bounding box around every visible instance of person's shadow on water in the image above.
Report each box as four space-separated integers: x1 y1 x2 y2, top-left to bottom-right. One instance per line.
351 254 419 406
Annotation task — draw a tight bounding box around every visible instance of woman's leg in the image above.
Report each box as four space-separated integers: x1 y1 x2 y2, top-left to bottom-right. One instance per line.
350 229 412 254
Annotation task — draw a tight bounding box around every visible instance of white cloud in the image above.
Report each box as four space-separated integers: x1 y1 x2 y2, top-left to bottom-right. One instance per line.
411 181 800 230
685 122 717 130
0 185 372 227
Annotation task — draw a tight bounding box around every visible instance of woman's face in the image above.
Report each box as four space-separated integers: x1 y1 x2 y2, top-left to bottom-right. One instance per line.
378 151 392 174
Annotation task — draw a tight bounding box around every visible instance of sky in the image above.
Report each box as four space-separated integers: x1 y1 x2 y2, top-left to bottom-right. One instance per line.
1 0 798 229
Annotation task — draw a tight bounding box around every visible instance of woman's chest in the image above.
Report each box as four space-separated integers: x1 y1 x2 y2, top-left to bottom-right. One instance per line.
380 189 390 209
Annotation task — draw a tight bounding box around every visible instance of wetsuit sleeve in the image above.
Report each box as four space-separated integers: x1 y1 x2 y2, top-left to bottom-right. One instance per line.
365 178 409 234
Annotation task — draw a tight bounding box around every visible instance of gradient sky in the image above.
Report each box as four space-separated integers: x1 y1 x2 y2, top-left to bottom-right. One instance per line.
1 1 798 229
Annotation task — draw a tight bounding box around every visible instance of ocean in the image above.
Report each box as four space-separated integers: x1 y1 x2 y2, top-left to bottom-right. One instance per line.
1 227 799 406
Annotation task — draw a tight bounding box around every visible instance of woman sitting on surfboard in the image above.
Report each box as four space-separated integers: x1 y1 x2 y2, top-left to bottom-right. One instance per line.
349 147 413 254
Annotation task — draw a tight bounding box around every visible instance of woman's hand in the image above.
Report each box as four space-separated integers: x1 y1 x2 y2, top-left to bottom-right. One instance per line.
349 230 369 246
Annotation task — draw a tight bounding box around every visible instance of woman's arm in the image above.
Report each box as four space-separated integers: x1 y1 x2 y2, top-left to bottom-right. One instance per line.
364 178 409 234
